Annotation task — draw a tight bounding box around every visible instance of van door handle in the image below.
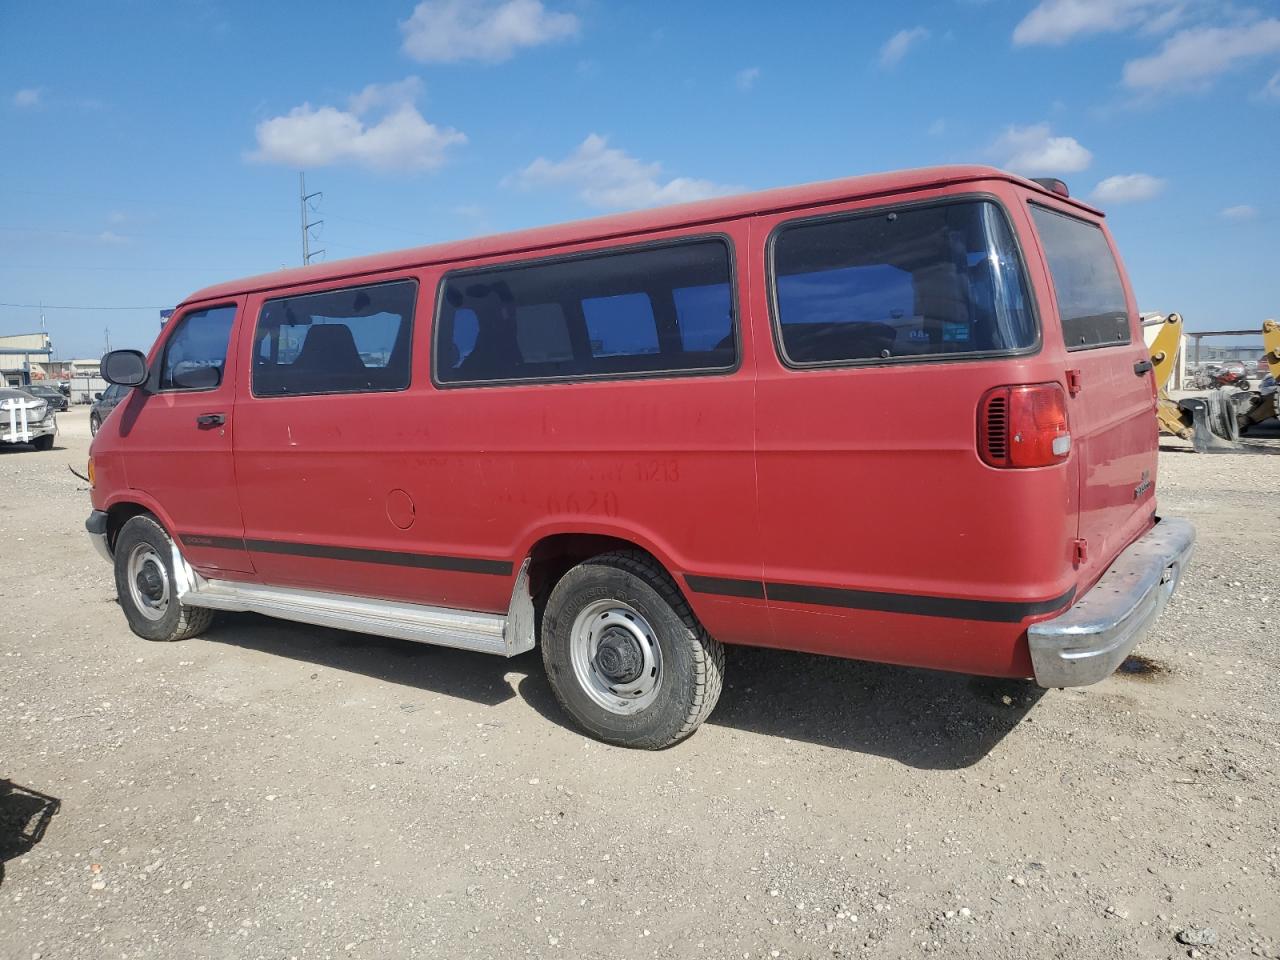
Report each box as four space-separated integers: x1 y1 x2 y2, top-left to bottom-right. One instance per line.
196 412 226 428
1133 359 1153 376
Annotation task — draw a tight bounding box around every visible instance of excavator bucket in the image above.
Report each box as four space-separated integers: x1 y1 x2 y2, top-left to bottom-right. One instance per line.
1179 390 1242 453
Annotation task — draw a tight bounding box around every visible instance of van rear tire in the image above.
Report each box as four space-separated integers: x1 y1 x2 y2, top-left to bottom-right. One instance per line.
113 515 214 642
540 551 724 749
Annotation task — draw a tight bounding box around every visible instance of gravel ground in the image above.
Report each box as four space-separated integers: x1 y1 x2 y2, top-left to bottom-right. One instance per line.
1 408 1277 960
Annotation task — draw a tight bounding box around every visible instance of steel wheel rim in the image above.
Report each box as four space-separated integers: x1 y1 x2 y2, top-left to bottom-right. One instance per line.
569 599 662 715
126 543 170 622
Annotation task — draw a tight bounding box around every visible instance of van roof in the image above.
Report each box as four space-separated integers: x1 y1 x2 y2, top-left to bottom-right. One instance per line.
185 164 1101 304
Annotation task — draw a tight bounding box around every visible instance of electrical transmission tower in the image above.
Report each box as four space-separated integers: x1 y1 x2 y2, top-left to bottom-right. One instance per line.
299 172 324 265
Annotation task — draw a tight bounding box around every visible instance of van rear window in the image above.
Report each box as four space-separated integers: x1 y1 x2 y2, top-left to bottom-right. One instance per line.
435 239 735 385
1029 205 1130 350
771 200 1036 366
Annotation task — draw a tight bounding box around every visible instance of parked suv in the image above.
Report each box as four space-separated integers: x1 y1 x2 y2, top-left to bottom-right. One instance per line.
89 383 129 436
86 165 1194 748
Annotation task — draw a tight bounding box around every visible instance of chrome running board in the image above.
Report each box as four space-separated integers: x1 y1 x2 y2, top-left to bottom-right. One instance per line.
172 549 535 658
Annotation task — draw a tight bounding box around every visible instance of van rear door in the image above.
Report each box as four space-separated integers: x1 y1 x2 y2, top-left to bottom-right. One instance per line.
1026 202 1158 587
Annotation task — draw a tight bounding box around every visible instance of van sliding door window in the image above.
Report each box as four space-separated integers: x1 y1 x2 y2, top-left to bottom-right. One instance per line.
771 200 1037 366
1028 205 1130 350
252 280 416 397
434 238 736 385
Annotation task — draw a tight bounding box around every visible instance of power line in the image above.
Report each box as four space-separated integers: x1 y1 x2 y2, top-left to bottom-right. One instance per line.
11 186 441 240
0 301 166 311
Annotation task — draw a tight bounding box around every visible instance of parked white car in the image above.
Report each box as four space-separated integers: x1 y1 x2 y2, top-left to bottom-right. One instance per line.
0 387 57 451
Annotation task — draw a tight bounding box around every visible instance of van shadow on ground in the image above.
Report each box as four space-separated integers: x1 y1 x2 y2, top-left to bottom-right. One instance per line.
205 613 1040 770
0 779 61 888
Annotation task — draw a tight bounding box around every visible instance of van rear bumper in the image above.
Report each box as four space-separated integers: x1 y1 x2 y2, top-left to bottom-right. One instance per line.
1028 517 1196 688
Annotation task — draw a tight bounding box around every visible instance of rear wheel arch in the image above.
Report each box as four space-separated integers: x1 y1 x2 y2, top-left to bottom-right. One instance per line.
523 532 688 612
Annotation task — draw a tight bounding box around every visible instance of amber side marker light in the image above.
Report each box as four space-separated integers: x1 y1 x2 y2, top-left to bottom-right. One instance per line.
978 383 1071 468
87 457 95 488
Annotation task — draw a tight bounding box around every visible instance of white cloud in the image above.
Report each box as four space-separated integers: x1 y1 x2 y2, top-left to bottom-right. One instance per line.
927 118 947 136
735 66 761 91
1091 173 1167 203
400 0 578 64
12 87 41 108
1262 70 1280 99
879 27 930 67
507 134 739 210
1013 0 1180 46
1123 19 1280 91
347 76 423 114
989 123 1093 174
250 79 465 172
1221 204 1258 220
97 230 129 245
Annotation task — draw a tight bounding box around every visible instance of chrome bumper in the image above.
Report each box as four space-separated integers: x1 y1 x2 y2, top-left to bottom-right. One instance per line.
1029 517 1196 688
86 510 112 563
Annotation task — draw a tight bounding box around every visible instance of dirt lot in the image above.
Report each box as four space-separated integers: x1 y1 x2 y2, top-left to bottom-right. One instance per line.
1 408 1277 960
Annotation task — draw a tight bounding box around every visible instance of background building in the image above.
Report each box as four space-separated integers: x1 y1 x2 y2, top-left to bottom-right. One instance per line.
0 332 53 387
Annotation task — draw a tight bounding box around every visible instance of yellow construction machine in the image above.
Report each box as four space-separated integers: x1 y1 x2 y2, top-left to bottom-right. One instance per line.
1147 314 1277 451
1149 313 1194 442
1240 318 1280 431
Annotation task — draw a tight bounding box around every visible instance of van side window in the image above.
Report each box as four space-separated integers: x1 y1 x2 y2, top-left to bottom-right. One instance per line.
1029 205 1131 350
435 239 735 384
252 280 416 397
771 200 1036 365
159 305 236 391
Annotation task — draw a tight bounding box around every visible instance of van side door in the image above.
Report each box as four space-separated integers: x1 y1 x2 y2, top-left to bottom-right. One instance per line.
423 226 770 642
230 276 490 605
112 297 254 574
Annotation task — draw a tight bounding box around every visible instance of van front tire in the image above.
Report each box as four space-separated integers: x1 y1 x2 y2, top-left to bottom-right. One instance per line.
113 515 214 642
541 551 724 749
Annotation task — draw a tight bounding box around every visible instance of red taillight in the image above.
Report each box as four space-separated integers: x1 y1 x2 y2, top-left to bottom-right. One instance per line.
978 383 1071 468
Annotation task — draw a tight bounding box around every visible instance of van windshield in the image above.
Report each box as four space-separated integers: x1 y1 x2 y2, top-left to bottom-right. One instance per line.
772 199 1036 365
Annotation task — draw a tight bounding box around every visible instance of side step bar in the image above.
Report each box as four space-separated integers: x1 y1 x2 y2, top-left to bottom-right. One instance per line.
171 549 536 658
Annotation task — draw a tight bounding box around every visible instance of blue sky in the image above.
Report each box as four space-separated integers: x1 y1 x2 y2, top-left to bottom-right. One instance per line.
2 0 1278 358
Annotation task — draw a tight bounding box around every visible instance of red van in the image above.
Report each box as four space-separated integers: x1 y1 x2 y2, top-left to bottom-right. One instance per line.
87 165 1194 748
